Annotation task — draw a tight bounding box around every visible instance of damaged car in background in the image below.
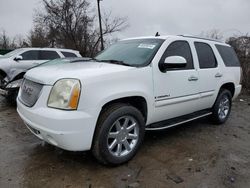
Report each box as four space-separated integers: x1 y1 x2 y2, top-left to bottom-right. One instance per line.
0 48 81 102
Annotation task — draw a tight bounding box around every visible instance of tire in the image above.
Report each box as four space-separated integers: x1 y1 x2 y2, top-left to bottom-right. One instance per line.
211 89 232 124
0 74 4 80
0 74 4 86
92 103 145 166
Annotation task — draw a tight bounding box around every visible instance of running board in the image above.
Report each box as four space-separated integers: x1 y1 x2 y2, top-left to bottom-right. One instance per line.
146 110 212 131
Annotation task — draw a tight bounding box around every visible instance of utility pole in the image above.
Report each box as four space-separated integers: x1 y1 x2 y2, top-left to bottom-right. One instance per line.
97 0 104 51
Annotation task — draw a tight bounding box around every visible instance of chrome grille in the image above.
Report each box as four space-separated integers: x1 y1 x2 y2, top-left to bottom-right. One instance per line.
19 79 43 107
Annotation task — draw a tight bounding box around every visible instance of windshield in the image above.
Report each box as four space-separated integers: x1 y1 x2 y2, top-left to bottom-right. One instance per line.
95 39 164 67
0 49 24 59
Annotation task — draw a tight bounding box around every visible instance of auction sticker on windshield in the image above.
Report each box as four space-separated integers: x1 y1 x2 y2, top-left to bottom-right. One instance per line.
138 44 156 49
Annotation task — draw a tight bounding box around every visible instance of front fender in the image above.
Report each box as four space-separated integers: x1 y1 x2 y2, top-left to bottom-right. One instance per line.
78 67 154 124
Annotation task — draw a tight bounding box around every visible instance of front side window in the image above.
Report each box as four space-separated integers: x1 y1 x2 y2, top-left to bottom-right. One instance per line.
39 51 60 60
95 39 164 67
216 45 240 67
21 50 39 60
159 41 194 70
195 42 217 69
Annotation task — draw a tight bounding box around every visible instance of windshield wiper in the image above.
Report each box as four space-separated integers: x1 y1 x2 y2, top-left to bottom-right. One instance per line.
96 59 132 67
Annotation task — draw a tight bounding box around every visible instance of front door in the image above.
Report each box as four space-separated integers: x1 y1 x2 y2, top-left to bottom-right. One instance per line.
152 40 200 123
14 50 43 71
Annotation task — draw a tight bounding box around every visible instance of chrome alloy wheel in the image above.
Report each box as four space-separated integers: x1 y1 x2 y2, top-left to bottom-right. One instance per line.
107 116 139 157
218 95 230 120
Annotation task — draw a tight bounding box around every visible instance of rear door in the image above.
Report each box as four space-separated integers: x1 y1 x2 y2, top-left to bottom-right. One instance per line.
60 51 78 57
152 39 200 122
38 50 60 65
194 42 222 109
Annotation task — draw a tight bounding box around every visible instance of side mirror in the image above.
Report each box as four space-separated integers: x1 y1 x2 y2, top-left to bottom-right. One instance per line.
159 56 187 72
14 55 23 61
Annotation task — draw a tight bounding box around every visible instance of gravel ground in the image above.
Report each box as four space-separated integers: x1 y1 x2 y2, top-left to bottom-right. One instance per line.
0 95 250 188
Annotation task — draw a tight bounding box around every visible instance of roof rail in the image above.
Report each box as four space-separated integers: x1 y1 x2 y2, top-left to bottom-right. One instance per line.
178 35 223 43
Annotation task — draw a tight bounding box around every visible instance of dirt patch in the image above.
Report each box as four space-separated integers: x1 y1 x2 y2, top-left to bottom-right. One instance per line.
0 95 250 188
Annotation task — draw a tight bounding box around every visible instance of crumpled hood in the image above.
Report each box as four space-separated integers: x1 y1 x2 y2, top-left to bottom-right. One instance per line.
25 61 134 85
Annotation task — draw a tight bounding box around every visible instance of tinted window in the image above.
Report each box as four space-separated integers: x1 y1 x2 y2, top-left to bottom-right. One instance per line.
61 51 77 57
195 42 217 69
216 45 240 67
39 51 60 60
21 50 39 60
160 41 194 70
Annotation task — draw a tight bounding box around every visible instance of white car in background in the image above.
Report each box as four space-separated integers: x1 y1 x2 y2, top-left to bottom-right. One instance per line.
0 48 81 101
17 35 242 165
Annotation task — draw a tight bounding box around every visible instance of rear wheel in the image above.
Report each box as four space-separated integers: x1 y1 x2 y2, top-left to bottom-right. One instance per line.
211 89 232 124
92 103 145 165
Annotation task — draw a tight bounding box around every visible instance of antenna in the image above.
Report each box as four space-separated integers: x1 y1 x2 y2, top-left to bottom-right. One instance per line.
155 32 160 37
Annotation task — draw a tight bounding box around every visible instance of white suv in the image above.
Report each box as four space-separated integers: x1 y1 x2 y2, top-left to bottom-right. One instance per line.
0 48 81 101
17 35 242 165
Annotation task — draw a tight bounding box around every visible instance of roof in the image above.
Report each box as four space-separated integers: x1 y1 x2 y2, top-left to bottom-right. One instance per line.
122 35 227 45
18 47 80 52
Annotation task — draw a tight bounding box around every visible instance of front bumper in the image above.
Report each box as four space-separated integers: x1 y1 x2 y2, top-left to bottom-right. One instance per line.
17 97 98 151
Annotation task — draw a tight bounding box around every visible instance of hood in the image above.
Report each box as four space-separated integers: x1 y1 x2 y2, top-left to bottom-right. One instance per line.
0 55 12 62
0 56 10 64
6 69 24 81
25 61 134 85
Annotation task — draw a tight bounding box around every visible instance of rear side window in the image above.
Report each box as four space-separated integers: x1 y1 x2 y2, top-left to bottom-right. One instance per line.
21 50 39 60
39 51 60 60
61 51 77 57
195 42 217 69
216 45 240 67
160 41 194 70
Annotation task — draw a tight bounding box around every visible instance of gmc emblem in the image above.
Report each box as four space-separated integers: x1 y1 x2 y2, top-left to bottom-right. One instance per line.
23 85 33 96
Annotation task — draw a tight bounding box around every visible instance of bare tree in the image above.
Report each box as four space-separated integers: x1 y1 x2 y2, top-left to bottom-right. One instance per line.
227 35 250 91
0 30 10 49
0 30 28 50
32 0 128 56
200 29 224 40
29 26 51 47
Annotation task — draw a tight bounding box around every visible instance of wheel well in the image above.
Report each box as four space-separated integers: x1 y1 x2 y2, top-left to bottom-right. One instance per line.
0 69 7 78
220 83 235 97
101 96 148 122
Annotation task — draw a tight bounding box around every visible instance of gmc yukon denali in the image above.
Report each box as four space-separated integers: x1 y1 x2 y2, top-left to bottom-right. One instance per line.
17 35 242 165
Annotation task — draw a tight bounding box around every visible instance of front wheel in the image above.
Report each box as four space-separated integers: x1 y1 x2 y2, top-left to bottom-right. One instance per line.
211 89 232 124
92 103 145 165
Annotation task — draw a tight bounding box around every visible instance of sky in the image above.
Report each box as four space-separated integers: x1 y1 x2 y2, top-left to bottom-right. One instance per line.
0 0 249 40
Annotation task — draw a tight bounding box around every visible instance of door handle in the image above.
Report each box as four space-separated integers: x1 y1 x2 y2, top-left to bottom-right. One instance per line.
188 76 198 81
215 73 223 78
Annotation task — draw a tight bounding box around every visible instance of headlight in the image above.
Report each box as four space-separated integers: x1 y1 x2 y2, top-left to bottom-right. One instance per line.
6 79 23 88
48 79 81 110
